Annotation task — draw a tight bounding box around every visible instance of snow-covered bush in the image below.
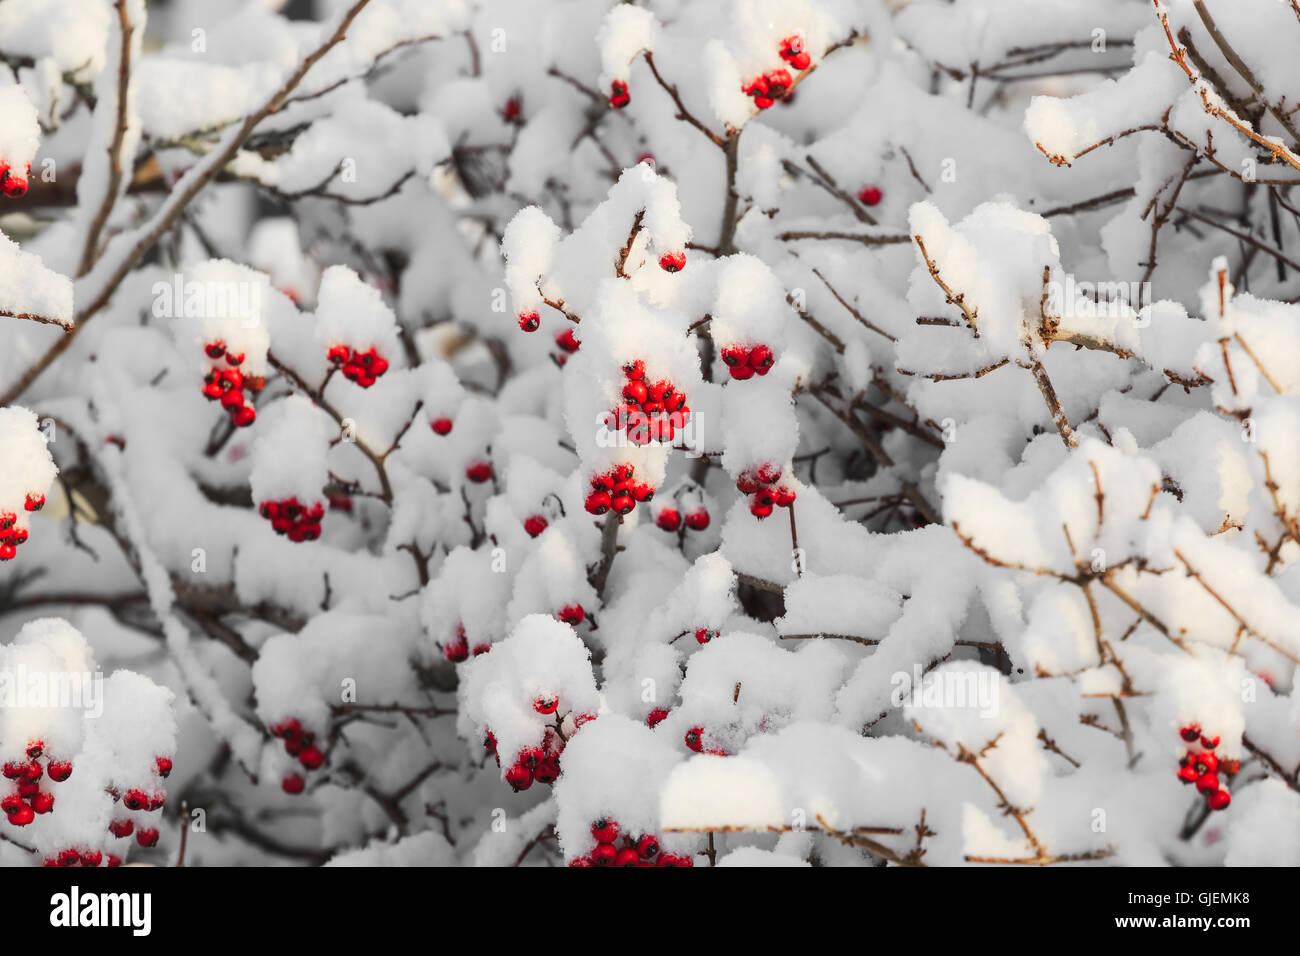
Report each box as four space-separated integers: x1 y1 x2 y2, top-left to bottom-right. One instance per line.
2 0 1300 867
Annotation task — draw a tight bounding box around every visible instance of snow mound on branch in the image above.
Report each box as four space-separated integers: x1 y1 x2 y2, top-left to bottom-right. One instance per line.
906 200 1061 360
776 573 903 643
420 545 513 658
252 612 420 737
168 259 276 376
554 714 691 861
312 265 401 358
0 84 40 170
0 406 58 525
0 620 96 764
597 4 656 85
0 0 112 75
249 395 331 505
456 614 600 772
269 97 449 196
135 59 278 141
0 231 74 325
82 669 177 789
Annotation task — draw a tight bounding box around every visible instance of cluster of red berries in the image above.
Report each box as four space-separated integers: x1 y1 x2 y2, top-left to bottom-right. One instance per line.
269 718 325 795
743 68 793 110
43 847 118 867
0 493 44 561
327 344 389 388
737 463 796 518
104 755 172 851
720 343 774 379
0 161 29 199
488 699 594 793
258 496 324 542
1175 724 1235 812
201 340 260 427
553 327 580 367
584 462 655 518
609 80 630 109
602 359 692 448
2 741 72 828
569 817 692 867
779 34 812 71
857 185 883 206
442 623 491 663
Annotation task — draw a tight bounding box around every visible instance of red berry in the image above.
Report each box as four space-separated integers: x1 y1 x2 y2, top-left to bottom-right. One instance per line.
23 493 45 512
636 834 660 859
30 791 54 814
533 759 560 785
659 251 686 273
136 827 160 848
685 510 710 531
695 628 715 645
685 727 704 752
568 856 592 867
282 773 305 795
1179 724 1201 743
80 850 102 867
558 604 586 626
1196 752 1219 774
609 80 630 108
1208 789 1231 811
106 855 122 867
16 780 37 797
631 482 655 502
205 341 226 359
623 360 645 380
534 695 559 715
749 344 774 372
518 311 541 332
721 345 748 367
729 363 755 380
775 486 797 507
108 818 134 838
25 741 42 759
431 417 454 435
591 818 620 843
1196 772 1220 794
857 185 883 206
744 75 769 98
466 460 494 483
503 97 521 121
765 68 793 96
7 802 34 826
611 494 635 515
444 639 469 663
657 508 681 531
327 344 349 364
591 843 618 866
647 707 669 727
232 405 257 427
556 328 580 353
1177 763 1199 783
523 514 549 537
220 389 245 410
1201 735 1220 750
504 763 533 792
623 380 649 405
585 491 612 515
122 788 148 811
789 51 811 70
299 746 324 770
615 847 640 867
2 762 23 779
225 351 245 366
472 643 491 656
